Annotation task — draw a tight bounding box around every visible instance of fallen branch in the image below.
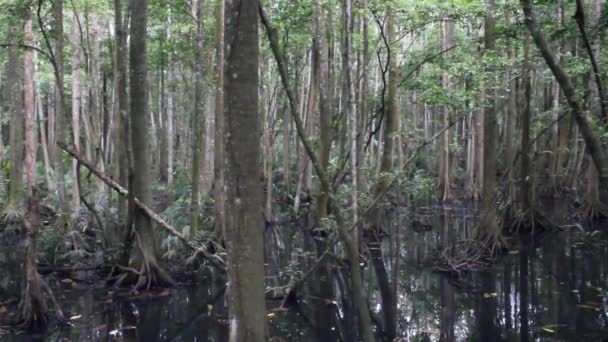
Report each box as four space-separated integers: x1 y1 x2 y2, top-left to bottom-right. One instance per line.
57 142 225 270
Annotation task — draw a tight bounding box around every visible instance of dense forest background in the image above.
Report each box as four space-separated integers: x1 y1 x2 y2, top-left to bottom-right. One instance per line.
0 0 607 340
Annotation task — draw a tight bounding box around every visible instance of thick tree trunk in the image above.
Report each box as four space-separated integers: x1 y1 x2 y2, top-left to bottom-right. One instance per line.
224 1 268 341
19 10 48 328
479 0 499 240
127 0 172 288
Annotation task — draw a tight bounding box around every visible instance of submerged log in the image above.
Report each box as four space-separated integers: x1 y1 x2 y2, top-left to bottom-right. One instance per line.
57 142 225 270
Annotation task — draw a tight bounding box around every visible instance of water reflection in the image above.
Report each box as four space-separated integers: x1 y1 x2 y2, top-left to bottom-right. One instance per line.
1 204 607 341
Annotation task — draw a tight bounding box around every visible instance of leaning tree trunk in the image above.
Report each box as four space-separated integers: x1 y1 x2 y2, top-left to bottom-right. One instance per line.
521 0 608 208
259 5 375 341
127 0 173 288
224 0 268 341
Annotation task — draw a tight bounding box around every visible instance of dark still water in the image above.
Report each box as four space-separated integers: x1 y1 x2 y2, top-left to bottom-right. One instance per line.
1 203 607 341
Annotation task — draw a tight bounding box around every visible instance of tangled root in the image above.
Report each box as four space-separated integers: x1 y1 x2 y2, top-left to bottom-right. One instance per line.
433 239 494 276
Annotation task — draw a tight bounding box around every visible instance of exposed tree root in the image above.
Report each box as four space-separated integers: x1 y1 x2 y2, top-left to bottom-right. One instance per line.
576 200 608 222
17 193 65 330
503 206 555 237
433 239 494 276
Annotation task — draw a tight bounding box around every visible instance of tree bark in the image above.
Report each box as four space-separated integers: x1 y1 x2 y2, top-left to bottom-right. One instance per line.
213 0 226 239
190 0 206 237
224 0 268 340
53 0 68 217
479 0 499 239
128 0 172 288
7 44 24 211
71 9 81 208
113 0 130 244
19 9 48 328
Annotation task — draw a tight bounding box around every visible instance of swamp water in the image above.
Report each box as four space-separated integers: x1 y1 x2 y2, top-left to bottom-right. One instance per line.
1 203 607 341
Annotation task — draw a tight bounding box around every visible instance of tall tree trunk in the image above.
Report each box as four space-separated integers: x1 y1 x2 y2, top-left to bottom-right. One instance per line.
71 9 81 208
346 0 357 223
128 0 172 287
53 0 68 218
7 45 24 211
521 39 532 212
312 0 338 338
19 9 48 328
224 1 268 340
114 0 130 236
479 0 499 240
213 0 226 239
366 8 398 341
439 20 454 202
190 0 206 237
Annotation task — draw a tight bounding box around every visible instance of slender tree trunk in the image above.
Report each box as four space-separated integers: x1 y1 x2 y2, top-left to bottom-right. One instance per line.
224 1 268 340
38 93 53 189
190 0 206 237
521 38 532 211
7 45 24 211
53 0 68 216
213 0 225 239
24 12 36 203
312 0 338 338
114 0 130 234
259 6 375 340
71 9 81 208
346 0 357 224
366 8 398 341
439 20 454 202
